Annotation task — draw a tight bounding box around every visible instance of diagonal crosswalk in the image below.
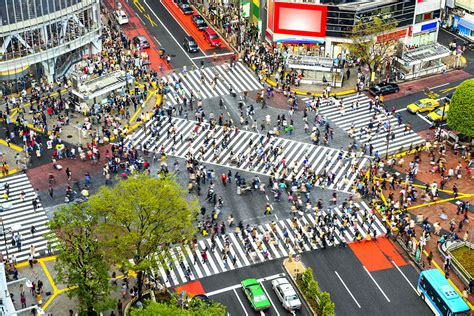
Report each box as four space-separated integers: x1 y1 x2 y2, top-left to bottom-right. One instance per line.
0 173 51 262
162 62 262 106
302 94 426 156
127 116 369 192
154 202 386 287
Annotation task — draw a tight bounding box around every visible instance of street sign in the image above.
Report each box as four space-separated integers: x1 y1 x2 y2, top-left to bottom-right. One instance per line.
294 254 301 262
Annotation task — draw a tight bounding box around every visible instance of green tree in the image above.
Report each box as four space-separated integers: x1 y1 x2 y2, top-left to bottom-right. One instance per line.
88 174 198 299
447 78 474 137
130 297 226 316
349 17 398 83
48 204 114 314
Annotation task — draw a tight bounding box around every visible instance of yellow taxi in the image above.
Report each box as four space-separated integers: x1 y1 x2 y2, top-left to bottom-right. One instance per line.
427 104 449 122
406 98 440 113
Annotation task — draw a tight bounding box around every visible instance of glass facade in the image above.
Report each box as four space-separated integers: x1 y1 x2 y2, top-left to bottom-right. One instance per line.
325 0 416 38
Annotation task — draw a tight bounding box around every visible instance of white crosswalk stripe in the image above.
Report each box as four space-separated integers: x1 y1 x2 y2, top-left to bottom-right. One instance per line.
0 173 52 262
302 94 426 155
127 116 367 193
162 62 262 106
155 203 386 287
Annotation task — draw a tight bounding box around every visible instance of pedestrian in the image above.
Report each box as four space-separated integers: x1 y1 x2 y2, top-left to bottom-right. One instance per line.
32 198 38 212
20 293 26 308
264 202 272 215
426 251 433 268
117 299 123 316
30 225 36 236
48 185 54 199
66 167 72 180
221 173 227 186
28 254 34 268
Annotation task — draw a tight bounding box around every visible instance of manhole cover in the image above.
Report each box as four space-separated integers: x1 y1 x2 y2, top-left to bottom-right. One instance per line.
67 135 73 138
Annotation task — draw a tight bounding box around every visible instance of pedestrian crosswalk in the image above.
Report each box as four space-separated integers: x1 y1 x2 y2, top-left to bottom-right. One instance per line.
162 62 262 106
0 173 51 262
154 201 386 287
127 116 369 192
302 94 426 156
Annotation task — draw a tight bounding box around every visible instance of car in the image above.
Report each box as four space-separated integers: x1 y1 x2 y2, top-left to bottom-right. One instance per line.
406 98 440 113
204 27 221 47
192 15 208 30
271 278 302 311
183 36 199 53
115 10 129 25
427 104 449 121
368 82 400 95
179 3 194 15
132 36 150 48
241 278 271 311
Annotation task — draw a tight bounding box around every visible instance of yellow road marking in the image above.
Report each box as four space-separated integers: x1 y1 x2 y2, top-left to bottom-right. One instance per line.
0 139 23 152
129 90 156 124
134 0 145 12
144 13 157 27
439 85 458 93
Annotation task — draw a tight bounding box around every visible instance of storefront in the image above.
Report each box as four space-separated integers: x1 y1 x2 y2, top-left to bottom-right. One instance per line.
410 20 439 46
454 13 474 40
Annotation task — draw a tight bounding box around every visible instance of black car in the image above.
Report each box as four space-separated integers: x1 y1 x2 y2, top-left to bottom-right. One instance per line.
368 82 400 96
179 3 194 15
183 36 199 53
192 15 208 30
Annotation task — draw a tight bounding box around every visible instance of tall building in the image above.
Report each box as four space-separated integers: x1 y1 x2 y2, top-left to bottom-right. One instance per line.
263 0 445 57
0 0 102 94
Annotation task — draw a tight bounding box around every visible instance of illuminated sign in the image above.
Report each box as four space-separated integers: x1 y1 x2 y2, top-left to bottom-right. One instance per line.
273 3 327 37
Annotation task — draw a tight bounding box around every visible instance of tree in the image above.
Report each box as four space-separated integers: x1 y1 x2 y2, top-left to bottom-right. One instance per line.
447 78 474 137
48 204 114 314
130 297 227 316
88 174 198 299
349 17 398 84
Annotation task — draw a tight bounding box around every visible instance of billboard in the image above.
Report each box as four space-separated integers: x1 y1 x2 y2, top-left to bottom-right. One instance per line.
273 2 327 37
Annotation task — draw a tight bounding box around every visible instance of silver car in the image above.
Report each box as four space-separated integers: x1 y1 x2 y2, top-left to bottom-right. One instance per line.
271 278 302 311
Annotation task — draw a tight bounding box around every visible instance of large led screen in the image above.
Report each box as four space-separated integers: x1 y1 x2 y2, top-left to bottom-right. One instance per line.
274 2 327 37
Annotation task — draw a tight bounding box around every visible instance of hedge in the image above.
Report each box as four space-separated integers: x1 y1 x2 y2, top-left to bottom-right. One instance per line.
296 268 335 315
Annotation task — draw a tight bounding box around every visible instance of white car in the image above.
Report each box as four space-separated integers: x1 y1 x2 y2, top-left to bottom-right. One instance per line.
271 278 302 311
115 10 128 25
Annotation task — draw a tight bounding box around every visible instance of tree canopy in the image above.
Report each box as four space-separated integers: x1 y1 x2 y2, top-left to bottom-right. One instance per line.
88 174 198 298
131 297 226 316
48 204 114 314
349 17 398 82
447 78 474 137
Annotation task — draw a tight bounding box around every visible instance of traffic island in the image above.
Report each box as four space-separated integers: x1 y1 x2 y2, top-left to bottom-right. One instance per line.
283 256 335 316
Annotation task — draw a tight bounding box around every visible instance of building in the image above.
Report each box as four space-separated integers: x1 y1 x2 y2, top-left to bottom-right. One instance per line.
0 0 102 95
446 0 474 40
263 0 445 57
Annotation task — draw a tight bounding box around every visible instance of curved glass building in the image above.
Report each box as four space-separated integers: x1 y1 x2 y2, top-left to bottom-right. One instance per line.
0 0 102 94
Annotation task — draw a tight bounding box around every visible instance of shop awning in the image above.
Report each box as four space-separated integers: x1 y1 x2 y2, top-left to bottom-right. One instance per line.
458 17 474 31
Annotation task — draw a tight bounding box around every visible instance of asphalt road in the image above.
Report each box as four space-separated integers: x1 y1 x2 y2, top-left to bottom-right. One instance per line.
193 244 432 316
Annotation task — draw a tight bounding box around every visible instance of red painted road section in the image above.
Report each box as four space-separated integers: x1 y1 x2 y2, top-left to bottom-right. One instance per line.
161 0 230 53
103 0 172 72
349 237 407 272
175 280 205 296
383 70 471 101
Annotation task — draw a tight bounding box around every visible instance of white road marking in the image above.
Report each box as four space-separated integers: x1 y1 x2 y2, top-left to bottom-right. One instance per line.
153 35 161 46
416 112 433 125
191 52 236 59
391 261 418 293
335 271 361 308
430 83 450 89
363 266 391 302
143 0 197 67
136 14 146 25
260 282 280 316
233 288 249 316
206 273 284 296
395 108 407 113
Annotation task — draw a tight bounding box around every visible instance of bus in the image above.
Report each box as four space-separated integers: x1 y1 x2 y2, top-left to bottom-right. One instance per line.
417 269 471 316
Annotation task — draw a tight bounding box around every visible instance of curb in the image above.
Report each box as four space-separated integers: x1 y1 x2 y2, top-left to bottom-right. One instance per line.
281 259 318 315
